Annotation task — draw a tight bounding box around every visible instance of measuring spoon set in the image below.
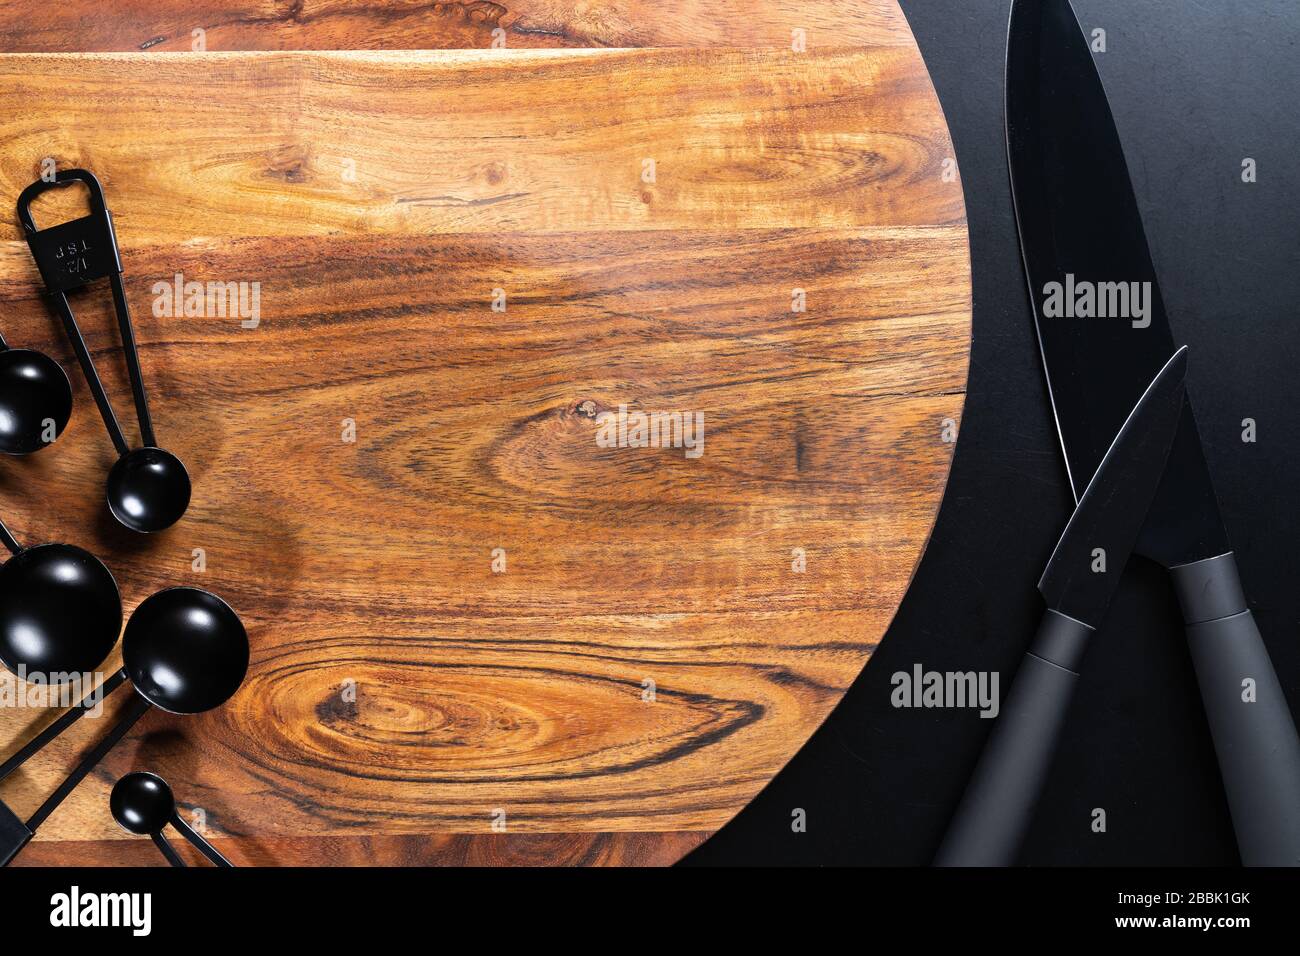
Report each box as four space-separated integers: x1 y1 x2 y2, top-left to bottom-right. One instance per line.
0 168 246 866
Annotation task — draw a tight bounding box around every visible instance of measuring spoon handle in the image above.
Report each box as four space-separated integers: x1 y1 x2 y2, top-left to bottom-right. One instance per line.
49 291 131 456
151 832 187 868
108 273 156 448
171 813 233 867
0 668 128 783
23 694 150 835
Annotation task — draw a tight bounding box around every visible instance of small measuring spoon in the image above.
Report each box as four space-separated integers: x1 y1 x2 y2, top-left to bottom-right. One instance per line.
0 587 247 866
110 771 233 867
17 169 191 532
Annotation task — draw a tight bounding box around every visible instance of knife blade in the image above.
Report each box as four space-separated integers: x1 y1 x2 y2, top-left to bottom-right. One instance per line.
936 348 1186 866
1007 0 1300 865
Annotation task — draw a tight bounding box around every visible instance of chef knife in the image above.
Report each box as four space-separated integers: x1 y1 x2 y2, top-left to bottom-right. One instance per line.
1006 0 1300 865
935 348 1187 867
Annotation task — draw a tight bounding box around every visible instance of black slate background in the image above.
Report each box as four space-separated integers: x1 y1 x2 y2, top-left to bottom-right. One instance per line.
686 0 1300 866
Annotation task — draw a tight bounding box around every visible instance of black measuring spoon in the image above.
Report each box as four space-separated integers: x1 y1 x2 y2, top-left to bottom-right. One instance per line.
17 169 190 532
111 771 233 867
0 331 72 455
0 514 121 680
0 587 247 866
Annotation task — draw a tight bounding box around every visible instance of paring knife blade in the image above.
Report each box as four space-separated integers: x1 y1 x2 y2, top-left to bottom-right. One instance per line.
937 348 1186 867
1037 349 1187 627
1006 0 1300 865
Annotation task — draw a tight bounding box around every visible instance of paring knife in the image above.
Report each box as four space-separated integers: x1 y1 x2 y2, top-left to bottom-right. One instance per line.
1006 0 1300 865
936 348 1188 867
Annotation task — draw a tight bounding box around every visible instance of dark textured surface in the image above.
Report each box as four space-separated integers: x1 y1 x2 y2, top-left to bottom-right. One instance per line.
688 0 1300 866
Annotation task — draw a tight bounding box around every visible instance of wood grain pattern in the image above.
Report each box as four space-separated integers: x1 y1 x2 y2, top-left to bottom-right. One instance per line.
12 831 711 866
0 0 969 866
0 0 919 52
0 49 964 238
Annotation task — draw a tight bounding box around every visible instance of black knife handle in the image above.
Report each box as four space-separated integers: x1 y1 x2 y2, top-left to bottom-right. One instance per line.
1171 552 1300 866
934 609 1093 867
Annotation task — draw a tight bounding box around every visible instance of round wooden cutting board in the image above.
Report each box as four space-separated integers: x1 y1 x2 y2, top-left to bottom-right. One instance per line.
0 0 968 866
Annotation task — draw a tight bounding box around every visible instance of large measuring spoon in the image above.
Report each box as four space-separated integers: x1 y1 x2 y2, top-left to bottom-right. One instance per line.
0 587 247 866
111 771 233 867
0 333 72 455
17 169 191 532
0 515 121 680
